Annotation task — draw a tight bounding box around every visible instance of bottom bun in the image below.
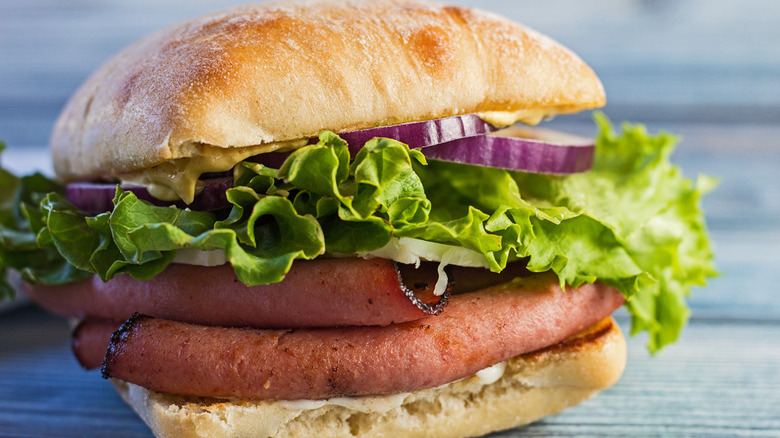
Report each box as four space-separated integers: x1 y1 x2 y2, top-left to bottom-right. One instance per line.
112 317 626 438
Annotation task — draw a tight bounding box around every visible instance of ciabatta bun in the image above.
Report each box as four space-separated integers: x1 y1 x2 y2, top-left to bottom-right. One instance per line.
51 0 604 182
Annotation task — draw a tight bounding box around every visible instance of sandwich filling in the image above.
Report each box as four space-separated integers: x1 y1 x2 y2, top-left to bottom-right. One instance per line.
0 115 715 352
116 110 541 204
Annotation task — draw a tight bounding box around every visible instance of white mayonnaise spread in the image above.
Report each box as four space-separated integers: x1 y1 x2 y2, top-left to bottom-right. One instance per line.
275 360 507 414
474 361 507 385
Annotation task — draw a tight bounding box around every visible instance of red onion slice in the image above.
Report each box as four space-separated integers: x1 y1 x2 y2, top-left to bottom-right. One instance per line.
421 126 595 174
339 113 498 154
66 177 233 214
250 113 498 167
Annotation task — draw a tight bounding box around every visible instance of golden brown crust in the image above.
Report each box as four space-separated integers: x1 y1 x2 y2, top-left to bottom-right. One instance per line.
51 0 605 181
112 318 625 438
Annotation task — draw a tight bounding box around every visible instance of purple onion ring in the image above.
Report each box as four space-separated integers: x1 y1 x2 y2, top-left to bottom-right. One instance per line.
421 126 595 174
66 177 233 214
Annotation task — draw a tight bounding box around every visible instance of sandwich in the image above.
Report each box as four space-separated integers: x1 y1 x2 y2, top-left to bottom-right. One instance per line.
0 1 716 437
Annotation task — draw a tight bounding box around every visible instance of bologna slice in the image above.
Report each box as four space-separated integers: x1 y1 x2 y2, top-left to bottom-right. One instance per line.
100 273 624 400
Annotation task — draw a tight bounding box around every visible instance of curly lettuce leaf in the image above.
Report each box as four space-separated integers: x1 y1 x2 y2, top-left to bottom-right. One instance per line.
278 132 429 254
0 168 91 297
511 114 716 351
39 185 327 286
414 114 715 351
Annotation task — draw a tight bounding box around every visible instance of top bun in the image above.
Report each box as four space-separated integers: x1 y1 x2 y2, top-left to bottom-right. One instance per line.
51 0 605 181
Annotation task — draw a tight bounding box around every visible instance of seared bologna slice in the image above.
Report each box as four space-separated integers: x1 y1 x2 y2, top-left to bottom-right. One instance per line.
72 318 122 370
26 258 447 329
101 273 624 400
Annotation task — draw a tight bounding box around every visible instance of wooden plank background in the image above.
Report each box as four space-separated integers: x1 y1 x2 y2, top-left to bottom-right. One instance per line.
1 0 779 437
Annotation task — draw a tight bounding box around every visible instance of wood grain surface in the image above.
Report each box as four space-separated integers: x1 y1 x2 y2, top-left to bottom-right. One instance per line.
1 1 779 437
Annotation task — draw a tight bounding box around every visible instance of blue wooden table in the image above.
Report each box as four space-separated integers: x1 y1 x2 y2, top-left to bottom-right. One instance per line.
1 1 779 436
